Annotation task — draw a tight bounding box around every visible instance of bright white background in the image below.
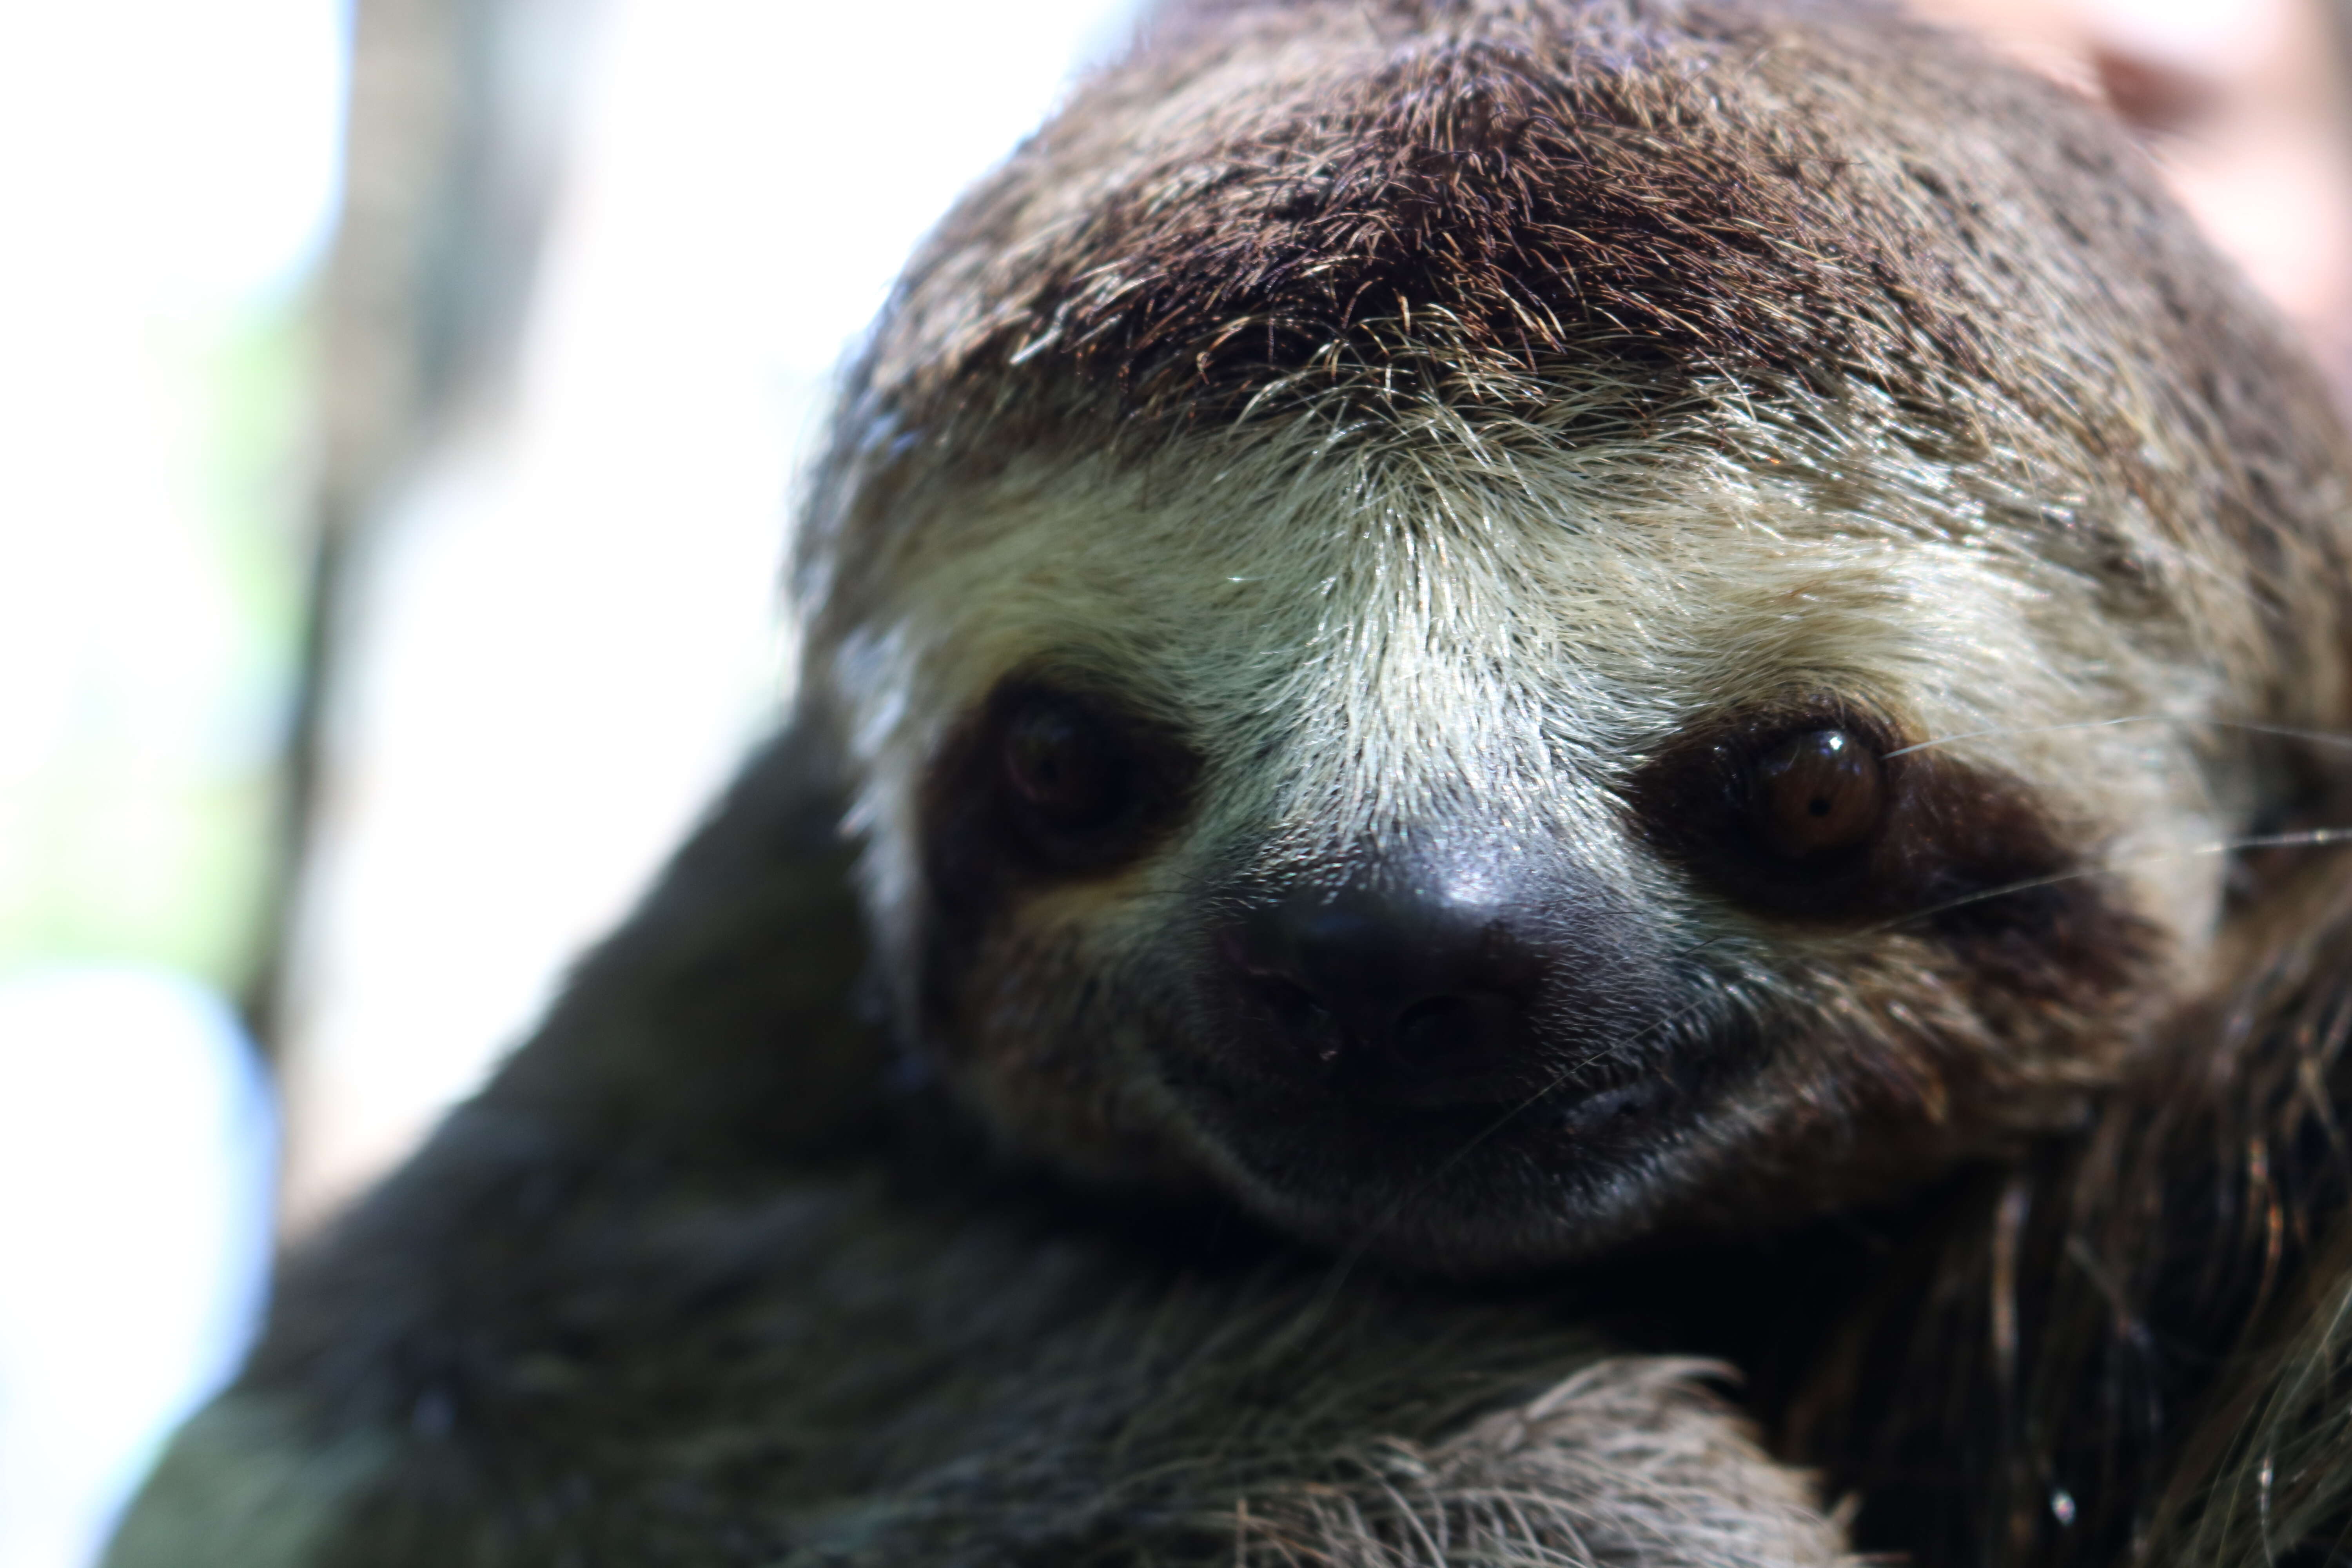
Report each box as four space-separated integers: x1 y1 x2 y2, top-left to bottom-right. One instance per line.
0 1 1132 1563
274 0 1144 1225
0 4 343 1564
0 1 2342 1565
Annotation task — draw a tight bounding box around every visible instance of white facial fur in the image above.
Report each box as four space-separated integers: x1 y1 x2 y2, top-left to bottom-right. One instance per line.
802 389 2241 1261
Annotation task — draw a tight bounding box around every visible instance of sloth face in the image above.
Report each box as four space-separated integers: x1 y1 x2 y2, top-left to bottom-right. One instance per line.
784 0 2347 1274
813 420 2239 1273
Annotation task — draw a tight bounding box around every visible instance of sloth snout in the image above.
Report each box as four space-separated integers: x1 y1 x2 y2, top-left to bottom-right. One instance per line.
1216 858 1632 1108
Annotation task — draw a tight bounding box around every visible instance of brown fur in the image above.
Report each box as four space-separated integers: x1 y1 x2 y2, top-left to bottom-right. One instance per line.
789 0 2352 1271
107 733 1851 1568
797 0 2352 1561
1791 846 2352 1563
811 0 2352 680
109 4 2352 1566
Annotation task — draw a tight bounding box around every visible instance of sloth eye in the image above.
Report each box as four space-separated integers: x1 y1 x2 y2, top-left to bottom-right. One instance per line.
926 675 1198 905
1622 705 1906 919
1751 728 1886 858
1001 693 1129 833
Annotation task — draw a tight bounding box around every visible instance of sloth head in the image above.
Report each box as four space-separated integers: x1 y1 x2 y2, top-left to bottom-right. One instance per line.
791 0 2352 1272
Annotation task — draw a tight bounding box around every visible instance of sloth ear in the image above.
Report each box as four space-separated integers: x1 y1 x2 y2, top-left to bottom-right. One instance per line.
482 708 885 1168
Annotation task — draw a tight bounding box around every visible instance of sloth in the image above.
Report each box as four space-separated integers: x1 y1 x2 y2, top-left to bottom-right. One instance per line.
109 1 2352 1566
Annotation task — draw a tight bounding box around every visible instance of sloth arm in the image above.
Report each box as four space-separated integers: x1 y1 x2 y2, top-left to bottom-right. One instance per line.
102 721 1848 1568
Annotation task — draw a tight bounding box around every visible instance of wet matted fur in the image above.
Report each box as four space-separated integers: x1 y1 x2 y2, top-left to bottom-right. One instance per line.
113 1 2352 1565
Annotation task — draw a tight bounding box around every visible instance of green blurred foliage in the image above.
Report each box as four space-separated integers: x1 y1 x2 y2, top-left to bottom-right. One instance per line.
0 302 309 989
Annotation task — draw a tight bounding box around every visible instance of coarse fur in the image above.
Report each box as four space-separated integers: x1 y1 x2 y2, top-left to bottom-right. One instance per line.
109 735 1846 1568
112 1 2352 1565
803 0 2350 1273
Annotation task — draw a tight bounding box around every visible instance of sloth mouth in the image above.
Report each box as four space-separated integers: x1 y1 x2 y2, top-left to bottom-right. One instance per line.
1181 858 1700 1185
1144 868 1757 1261
1127 951 1783 1269
1166 1040 1693 1144
1150 1025 1735 1244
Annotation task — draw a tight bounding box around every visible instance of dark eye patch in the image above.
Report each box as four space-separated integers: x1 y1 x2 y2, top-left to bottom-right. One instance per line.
1624 701 2084 936
1625 696 2158 1032
915 671 1199 1042
1000 691 1130 836
918 672 1201 996
971 679 1196 874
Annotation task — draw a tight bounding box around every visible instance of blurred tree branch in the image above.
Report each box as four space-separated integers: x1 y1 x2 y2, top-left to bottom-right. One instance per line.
246 0 603 1055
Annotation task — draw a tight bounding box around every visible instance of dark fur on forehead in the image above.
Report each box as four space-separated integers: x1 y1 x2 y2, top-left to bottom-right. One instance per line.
862 0 2257 437
804 0 2352 722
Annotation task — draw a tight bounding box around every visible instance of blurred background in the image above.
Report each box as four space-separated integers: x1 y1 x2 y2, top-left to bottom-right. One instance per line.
0 1 2346 1564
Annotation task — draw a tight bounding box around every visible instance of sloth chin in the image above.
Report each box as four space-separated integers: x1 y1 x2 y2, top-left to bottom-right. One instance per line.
1150 1045 1736 1274
1142 914 1715 1270
1136 958 1896 1271
1145 996 1980 1274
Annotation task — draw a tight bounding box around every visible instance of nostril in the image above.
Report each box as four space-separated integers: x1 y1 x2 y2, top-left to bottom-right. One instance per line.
1394 995 1486 1062
1220 927 1350 1069
1213 878 1555 1090
1383 992 1515 1067
1199 853 1670 1111
1252 974 1331 1039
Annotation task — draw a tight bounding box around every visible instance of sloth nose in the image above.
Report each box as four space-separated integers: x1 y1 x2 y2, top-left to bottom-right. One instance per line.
1222 875 1548 1101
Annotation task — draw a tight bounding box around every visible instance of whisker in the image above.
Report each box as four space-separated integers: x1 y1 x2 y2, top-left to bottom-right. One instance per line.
1860 827 2352 940
1886 715 2352 759
1310 824 2352 1293
1884 716 2155 758
1312 935 1747 1292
